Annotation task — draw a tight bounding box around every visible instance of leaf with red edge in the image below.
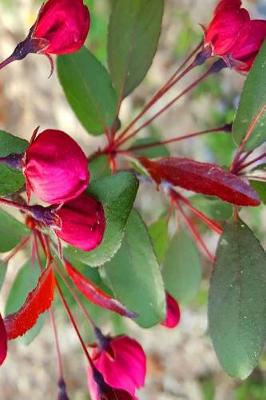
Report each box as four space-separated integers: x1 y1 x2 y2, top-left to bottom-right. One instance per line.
140 157 260 206
4 266 55 340
65 261 137 318
0 313 7 365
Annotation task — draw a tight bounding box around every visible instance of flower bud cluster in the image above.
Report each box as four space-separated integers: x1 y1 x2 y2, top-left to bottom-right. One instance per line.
22 128 106 251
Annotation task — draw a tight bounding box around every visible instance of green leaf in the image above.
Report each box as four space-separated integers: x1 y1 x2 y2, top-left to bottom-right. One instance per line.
57 47 118 135
132 136 170 159
0 261 7 291
0 209 29 253
89 155 111 182
208 220 266 379
0 130 28 155
65 172 139 267
149 216 169 264
162 229 202 303
250 180 266 204
233 42 266 150
108 0 164 98
100 209 166 328
5 261 39 315
191 195 233 221
0 130 28 195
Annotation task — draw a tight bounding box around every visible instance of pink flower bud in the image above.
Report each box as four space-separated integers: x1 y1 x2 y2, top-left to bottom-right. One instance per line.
32 0 90 55
203 0 266 72
0 313 7 366
23 129 89 205
0 0 90 73
90 335 146 397
161 293 181 329
87 366 138 400
56 193 106 251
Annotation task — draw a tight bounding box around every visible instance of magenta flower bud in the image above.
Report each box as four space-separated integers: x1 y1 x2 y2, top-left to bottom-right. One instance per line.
88 366 138 400
161 293 181 329
90 335 146 397
33 0 90 55
0 0 90 72
203 0 266 72
56 193 106 251
23 129 89 205
0 313 7 366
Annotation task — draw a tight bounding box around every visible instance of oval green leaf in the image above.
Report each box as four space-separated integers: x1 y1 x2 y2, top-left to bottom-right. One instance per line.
65 171 139 267
250 180 266 204
0 209 29 253
0 130 28 196
57 47 118 135
100 209 166 328
208 220 266 379
108 0 164 99
162 229 202 303
0 261 7 292
233 42 266 151
149 216 169 264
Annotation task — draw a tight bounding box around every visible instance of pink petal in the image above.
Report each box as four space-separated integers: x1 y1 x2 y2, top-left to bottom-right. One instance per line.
161 293 181 329
24 129 89 205
93 336 146 396
0 314 7 366
56 193 106 251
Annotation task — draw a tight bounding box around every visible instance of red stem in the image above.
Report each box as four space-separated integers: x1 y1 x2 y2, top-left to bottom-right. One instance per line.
115 41 203 145
176 202 215 263
235 152 266 173
231 105 266 172
49 308 64 380
3 235 31 264
161 40 203 91
116 66 215 148
53 260 96 330
115 61 197 146
55 278 93 367
116 125 230 154
171 190 223 235
0 197 30 213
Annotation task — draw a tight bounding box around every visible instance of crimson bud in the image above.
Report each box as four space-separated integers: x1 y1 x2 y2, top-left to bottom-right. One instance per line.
56 193 106 251
33 0 90 55
23 129 89 205
203 0 266 72
0 0 90 71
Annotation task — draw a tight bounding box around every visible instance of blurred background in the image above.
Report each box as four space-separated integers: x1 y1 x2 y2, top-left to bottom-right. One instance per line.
0 0 266 399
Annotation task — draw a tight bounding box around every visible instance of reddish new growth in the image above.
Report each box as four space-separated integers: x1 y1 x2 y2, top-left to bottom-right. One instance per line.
4 266 55 339
139 157 260 207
